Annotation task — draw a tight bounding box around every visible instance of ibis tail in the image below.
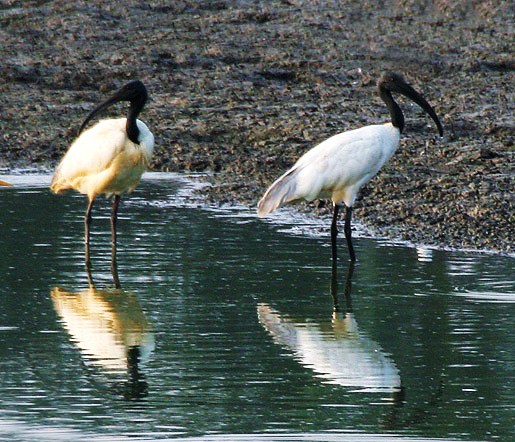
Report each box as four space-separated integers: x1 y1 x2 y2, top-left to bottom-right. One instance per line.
257 169 301 217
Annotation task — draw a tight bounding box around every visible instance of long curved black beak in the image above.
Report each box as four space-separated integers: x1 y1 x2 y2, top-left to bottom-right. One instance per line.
78 81 148 136
78 92 125 135
394 81 444 137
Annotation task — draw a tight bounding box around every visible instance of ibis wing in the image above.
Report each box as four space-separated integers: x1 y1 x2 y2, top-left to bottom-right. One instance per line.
257 135 347 216
257 167 301 216
257 124 399 215
51 119 128 193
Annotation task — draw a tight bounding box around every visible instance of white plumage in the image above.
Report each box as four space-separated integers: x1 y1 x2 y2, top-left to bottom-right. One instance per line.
258 72 443 263
257 123 400 215
51 118 154 199
50 80 153 265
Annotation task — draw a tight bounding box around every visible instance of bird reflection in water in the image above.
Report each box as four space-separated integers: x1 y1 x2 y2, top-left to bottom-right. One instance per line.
51 265 154 400
258 262 403 396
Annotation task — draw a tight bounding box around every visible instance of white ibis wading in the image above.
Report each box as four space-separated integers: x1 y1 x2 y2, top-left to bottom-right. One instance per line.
257 72 443 263
50 80 154 265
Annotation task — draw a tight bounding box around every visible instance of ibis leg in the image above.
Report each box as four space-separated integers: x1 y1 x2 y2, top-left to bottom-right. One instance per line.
110 195 121 287
343 261 355 312
330 254 339 311
110 195 120 250
344 206 356 262
85 198 95 267
331 204 340 265
111 257 121 289
331 258 356 313
86 264 94 288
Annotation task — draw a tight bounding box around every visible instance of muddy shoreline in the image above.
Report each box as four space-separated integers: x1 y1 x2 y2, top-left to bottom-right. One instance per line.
1 1 513 254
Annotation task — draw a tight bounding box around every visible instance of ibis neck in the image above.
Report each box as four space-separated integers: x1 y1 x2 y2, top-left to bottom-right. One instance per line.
379 87 405 133
126 101 144 144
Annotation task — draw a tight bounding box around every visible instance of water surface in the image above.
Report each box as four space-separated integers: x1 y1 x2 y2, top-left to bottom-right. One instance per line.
0 173 513 441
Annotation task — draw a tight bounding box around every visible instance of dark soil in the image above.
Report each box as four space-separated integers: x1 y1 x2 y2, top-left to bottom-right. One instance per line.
1 0 513 253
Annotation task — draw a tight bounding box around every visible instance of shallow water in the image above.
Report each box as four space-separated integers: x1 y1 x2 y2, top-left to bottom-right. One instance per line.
0 173 513 442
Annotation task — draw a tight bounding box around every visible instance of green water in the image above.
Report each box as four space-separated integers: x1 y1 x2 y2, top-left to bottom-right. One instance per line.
0 173 513 441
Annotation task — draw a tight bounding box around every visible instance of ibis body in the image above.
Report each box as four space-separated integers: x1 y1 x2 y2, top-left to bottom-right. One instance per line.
258 123 401 213
51 118 153 200
257 72 443 263
51 80 154 265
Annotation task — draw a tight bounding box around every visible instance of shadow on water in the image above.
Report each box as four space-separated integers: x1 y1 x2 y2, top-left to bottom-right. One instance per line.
257 261 465 434
258 262 403 395
0 173 514 441
51 262 154 400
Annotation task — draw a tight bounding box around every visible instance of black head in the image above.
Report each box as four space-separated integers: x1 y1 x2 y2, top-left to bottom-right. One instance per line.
112 80 148 104
377 72 443 136
377 72 409 90
79 80 148 136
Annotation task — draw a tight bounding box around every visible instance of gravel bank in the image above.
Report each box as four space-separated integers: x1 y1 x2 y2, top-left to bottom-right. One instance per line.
0 1 513 253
